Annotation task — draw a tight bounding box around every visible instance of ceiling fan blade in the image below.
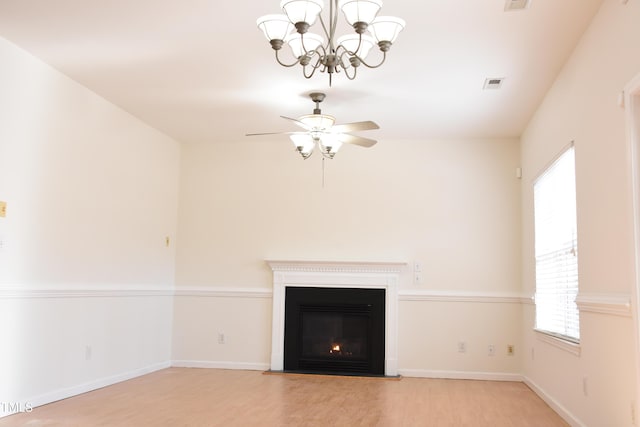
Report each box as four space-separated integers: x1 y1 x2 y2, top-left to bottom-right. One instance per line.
331 121 379 133
338 134 377 148
280 115 311 130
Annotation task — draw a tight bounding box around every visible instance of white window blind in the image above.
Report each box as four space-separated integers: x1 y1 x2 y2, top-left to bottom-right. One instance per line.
533 145 580 342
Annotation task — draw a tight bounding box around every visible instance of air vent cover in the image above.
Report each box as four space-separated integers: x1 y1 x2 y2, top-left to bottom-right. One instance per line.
484 77 505 90
504 0 530 11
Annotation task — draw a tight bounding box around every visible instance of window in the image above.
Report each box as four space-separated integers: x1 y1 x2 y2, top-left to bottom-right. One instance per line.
533 144 580 342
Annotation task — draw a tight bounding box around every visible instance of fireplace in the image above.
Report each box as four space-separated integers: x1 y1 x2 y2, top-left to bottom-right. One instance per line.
267 260 404 377
284 287 385 375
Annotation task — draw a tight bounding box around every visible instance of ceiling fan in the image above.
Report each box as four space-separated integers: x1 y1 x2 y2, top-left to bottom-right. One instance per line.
246 92 379 159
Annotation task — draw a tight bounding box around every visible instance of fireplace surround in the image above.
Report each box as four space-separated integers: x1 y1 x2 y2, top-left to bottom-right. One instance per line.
267 260 404 377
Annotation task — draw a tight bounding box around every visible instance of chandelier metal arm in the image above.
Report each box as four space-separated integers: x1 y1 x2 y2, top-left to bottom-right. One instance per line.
302 61 321 79
342 63 357 80
300 45 327 79
330 0 339 51
350 50 387 69
274 49 301 68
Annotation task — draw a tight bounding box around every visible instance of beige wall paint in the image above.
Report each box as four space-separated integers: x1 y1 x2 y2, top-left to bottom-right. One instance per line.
520 0 640 425
0 37 180 410
0 38 180 287
175 137 521 290
173 136 522 374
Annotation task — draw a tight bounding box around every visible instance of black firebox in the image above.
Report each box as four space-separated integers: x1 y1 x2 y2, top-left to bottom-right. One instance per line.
283 287 385 376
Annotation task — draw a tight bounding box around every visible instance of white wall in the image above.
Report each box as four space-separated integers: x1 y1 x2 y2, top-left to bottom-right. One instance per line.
0 37 180 414
520 0 640 425
173 136 522 376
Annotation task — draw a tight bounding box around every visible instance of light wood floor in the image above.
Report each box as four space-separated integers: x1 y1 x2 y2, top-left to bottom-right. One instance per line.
2 368 569 426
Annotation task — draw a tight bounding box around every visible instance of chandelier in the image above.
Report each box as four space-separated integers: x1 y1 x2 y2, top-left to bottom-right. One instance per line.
256 0 405 85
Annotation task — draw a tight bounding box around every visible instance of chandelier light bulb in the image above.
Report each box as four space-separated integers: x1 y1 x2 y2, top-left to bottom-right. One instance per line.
368 16 405 44
256 14 294 43
336 34 375 59
286 32 324 58
280 0 325 26
338 0 382 26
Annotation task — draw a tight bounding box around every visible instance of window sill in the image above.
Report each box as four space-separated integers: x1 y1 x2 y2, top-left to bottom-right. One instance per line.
534 329 581 356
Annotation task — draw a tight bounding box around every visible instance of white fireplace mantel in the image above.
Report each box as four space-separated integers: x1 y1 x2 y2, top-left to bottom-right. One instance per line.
266 260 406 376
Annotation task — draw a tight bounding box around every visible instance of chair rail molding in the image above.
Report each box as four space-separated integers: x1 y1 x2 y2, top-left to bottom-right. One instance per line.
575 292 632 317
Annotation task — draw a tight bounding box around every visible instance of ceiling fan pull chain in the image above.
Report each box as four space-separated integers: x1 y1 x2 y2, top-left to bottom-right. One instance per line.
322 157 325 188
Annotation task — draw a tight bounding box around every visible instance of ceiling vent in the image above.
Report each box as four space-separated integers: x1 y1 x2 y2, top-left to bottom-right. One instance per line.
504 0 531 11
484 77 505 90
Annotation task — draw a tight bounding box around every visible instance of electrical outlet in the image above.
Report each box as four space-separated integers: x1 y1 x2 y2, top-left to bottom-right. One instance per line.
631 401 636 425
85 345 92 361
458 341 467 353
507 345 514 356
217 332 226 344
0 201 6 218
488 344 495 356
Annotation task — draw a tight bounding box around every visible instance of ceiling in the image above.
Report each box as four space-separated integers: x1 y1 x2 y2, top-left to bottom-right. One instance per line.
0 0 603 144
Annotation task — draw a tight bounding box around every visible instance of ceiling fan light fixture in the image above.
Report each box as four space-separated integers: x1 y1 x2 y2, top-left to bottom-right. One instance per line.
280 0 325 27
338 0 382 27
290 134 315 158
299 113 335 130
369 16 405 44
246 93 377 160
257 14 294 43
320 134 344 156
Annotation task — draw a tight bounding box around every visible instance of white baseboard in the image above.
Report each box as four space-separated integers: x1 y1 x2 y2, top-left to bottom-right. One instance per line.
523 376 585 427
398 368 522 382
1 361 171 419
171 360 270 371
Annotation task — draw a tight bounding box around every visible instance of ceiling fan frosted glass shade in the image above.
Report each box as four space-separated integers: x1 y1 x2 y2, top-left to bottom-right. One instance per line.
299 114 335 130
280 0 324 25
290 134 315 155
338 0 382 25
369 16 405 43
257 14 294 41
337 34 375 58
286 32 324 57
321 134 343 153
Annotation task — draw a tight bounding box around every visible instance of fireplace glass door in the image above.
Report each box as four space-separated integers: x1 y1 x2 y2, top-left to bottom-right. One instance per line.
284 287 385 375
